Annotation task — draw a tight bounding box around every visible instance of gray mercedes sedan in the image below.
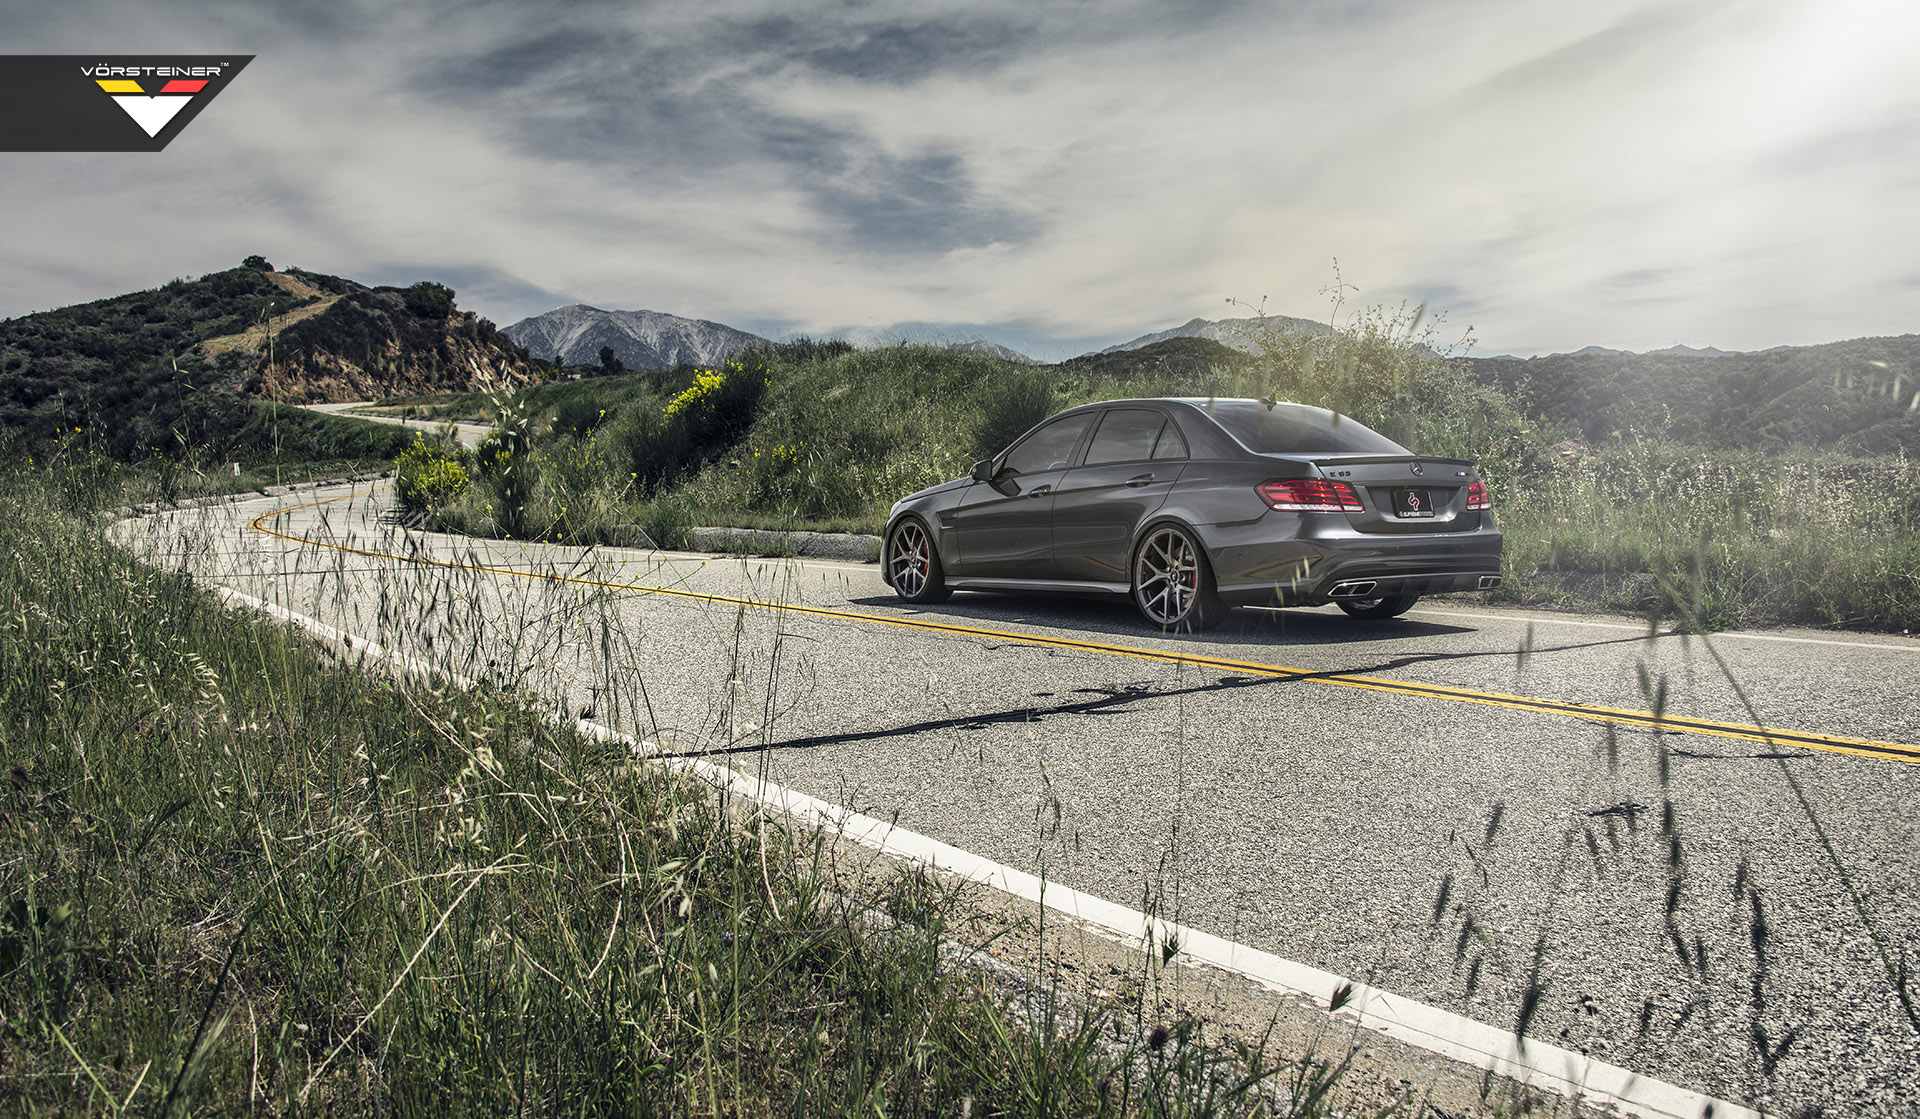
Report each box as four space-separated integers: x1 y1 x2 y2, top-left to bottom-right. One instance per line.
881 397 1503 630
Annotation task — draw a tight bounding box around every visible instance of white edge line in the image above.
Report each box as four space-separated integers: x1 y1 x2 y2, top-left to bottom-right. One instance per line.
212 584 1759 1119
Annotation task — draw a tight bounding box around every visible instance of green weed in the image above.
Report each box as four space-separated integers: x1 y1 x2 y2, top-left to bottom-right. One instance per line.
2 464 1350 1116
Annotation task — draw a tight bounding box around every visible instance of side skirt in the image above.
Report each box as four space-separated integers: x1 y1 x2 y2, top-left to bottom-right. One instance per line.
946 577 1132 597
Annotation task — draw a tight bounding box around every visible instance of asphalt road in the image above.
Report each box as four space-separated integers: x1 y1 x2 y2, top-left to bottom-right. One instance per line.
297 401 493 448
128 483 1920 1116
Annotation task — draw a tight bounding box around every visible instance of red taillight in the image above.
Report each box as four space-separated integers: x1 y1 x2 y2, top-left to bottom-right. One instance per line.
1258 478 1363 512
1466 479 1491 510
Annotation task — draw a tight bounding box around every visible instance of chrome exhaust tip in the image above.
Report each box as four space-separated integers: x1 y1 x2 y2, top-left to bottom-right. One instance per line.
1329 580 1377 598
1478 575 1501 590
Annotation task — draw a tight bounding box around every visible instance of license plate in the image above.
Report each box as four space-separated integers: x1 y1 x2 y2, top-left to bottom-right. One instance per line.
1394 489 1435 518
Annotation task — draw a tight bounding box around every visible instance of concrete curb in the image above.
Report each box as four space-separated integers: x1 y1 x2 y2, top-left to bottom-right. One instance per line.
686 525 880 562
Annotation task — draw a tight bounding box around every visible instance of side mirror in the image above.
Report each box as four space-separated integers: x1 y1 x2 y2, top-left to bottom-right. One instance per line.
971 459 996 482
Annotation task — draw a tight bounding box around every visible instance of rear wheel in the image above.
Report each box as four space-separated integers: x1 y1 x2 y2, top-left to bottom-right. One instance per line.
885 518 951 604
1336 593 1419 620
1132 524 1225 631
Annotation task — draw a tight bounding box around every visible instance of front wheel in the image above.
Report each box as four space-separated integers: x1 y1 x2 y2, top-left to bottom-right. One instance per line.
1336 593 1420 620
884 518 951 604
1132 524 1225 631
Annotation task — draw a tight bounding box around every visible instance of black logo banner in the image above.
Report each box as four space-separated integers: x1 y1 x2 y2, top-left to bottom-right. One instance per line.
0 55 253 152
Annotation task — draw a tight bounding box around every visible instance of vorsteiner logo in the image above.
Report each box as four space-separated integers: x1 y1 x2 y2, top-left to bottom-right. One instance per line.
92 74 216 138
1 55 253 151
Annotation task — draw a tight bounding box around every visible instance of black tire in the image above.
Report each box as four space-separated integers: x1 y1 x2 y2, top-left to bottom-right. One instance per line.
1132 524 1225 631
884 517 952 604
1336 593 1420 620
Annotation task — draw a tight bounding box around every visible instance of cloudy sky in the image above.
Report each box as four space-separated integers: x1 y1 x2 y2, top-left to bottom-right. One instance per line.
4 0 1917 359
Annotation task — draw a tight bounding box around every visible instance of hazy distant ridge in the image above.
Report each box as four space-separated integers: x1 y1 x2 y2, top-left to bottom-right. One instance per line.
1098 314 1330 355
946 339 1037 364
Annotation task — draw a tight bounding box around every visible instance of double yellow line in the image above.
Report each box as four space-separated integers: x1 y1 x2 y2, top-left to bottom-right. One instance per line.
249 488 1920 765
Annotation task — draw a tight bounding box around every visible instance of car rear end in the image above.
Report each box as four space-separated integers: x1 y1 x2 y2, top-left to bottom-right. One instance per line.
1171 401 1504 608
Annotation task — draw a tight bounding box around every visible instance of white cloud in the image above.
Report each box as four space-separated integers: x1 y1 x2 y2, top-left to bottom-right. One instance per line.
3 0 1918 355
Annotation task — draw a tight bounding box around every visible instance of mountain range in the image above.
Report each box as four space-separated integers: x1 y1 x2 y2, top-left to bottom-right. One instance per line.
943 339 1037 364
496 299 1920 453
6 261 1915 461
260 289 1920 455
1098 313 1331 355
505 301 1809 368
1546 343 1778 359
500 306 1348 372
503 305 770 371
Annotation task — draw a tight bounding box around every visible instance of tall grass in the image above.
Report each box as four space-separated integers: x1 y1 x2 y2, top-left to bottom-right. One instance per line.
1 457 1353 1116
1493 441 1920 629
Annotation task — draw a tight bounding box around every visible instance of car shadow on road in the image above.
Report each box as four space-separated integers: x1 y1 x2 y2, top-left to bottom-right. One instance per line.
656 677 1282 760
844 591 1478 646
656 589 1666 761
659 617 1654 762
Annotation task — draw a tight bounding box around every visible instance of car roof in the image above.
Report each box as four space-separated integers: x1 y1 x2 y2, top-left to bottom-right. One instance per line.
1052 396 1314 412
1041 397 1284 459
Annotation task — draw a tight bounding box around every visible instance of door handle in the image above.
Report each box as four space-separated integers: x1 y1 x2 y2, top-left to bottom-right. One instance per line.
1125 473 1154 488
1028 485 1052 497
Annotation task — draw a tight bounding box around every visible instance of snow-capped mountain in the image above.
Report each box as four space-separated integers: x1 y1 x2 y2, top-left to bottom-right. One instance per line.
503 305 770 370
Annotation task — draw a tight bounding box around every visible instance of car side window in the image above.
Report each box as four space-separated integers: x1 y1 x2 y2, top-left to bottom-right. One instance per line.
1002 414 1094 477
1083 409 1167 466
1151 419 1189 461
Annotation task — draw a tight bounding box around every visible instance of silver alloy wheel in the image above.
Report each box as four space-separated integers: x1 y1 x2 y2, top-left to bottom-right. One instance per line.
888 520 932 597
1134 526 1200 625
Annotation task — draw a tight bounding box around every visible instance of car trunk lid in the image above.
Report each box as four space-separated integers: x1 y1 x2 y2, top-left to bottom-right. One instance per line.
1303 454 1484 534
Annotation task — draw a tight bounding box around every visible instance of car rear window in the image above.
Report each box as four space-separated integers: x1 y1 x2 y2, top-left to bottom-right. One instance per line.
1201 401 1408 455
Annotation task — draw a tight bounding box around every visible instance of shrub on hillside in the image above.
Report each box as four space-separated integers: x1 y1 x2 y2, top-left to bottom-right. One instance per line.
753 336 855 364
553 396 610 439
622 357 769 491
971 368 1057 459
639 493 694 550
664 357 767 445
474 431 510 478
472 388 540 477
394 432 472 513
484 449 538 538
403 281 455 319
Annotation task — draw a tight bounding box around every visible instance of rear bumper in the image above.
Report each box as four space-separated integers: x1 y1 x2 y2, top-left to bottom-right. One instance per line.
1318 570 1502 600
1198 515 1504 607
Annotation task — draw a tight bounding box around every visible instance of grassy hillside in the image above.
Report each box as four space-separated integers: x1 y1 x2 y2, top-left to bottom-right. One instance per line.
1463 337 1920 455
0 261 534 462
0 265 291 458
250 281 534 403
1053 337 1258 389
222 403 418 464
385 331 1919 631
